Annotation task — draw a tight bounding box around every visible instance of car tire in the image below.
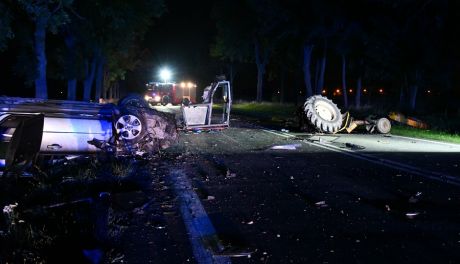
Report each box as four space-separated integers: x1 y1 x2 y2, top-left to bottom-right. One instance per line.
182 98 191 106
161 96 170 106
118 94 149 108
303 95 343 133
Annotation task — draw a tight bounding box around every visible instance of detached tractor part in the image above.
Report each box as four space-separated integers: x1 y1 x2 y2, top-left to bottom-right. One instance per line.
302 95 391 134
303 95 343 133
388 112 428 129
347 117 392 134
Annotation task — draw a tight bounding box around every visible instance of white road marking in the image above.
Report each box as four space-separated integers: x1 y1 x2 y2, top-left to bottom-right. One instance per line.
263 129 460 187
262 129 294 138
169 169 231 264
389 134 460 148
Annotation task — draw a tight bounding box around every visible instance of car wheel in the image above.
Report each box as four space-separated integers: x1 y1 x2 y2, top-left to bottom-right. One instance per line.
118 94 149 108
161 96 170 106
182 98 190 106
303 95 343 133
115 108 146 145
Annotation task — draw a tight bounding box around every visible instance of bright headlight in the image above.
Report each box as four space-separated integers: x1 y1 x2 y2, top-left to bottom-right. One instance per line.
154 95 161 102
144 95 151 101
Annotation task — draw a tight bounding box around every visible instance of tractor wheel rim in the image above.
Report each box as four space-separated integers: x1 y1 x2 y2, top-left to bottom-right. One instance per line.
314 101 336 121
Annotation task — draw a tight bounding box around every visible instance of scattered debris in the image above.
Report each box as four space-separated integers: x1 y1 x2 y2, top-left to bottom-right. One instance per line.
385 205 391 211
405 212 420 219
344 143 366 150
388 112 429 129
206 195 216 201
281 129 290 133
226 169 237 178
315 201 328 208
270 144 301 150
408 192 422 204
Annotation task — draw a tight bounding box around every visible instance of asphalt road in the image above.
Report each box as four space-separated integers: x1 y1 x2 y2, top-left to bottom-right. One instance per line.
153 105 460 264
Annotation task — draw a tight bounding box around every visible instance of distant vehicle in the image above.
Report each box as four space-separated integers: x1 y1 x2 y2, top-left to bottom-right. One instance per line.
144 81 197 106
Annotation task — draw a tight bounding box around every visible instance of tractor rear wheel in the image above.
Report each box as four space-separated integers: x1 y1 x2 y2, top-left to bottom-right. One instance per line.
303 95 343 133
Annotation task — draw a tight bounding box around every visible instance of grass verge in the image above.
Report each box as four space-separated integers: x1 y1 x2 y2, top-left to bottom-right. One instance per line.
230 101 460 144
230 102 297 122
390 125 460 144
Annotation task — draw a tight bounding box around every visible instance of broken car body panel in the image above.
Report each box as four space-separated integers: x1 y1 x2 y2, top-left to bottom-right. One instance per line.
182 80 232 130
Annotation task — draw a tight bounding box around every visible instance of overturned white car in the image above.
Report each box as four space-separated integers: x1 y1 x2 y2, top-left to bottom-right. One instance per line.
0 96 177 174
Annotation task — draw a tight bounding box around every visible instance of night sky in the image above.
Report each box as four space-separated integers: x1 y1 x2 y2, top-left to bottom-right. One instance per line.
126 0 218 91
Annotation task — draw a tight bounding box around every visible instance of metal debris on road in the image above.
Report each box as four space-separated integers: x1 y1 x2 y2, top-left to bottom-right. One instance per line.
408 192 422 203
226 170 237 178
315 201 328 208
405 212 420 219
344 143 365 150
270 144 301 150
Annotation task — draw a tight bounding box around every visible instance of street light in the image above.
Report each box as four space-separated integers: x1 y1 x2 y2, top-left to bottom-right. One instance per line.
159 68 172 83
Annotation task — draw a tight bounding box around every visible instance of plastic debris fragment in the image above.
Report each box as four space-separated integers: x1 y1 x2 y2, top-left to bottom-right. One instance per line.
270 144 301 150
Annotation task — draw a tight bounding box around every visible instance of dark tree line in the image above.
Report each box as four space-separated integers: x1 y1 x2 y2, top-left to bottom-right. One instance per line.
0 0 165 100
211 0 458 112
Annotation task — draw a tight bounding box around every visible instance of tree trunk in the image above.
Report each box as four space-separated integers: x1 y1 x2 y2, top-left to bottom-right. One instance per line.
64 32 77 100
409 70 420 111
256 66 265 102
83 56 97 101
314 59 320 94
34 16 48 99
94 56 105 102
316 39 327 94
409 85 418 111
228 62 235 101
280 66 286 103
355 76 362 108
254 38 267 102
302 44 313 98
67 79 77 100
400 74 408 108
341 54 348 108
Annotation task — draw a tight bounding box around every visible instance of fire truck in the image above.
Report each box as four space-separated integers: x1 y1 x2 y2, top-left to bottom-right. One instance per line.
144 81 197 106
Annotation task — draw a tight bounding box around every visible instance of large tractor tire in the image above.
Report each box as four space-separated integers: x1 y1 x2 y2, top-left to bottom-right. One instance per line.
303 95 343 133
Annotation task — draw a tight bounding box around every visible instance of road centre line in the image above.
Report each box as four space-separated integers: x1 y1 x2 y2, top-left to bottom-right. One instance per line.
169 170 232 264
263 129 460 187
